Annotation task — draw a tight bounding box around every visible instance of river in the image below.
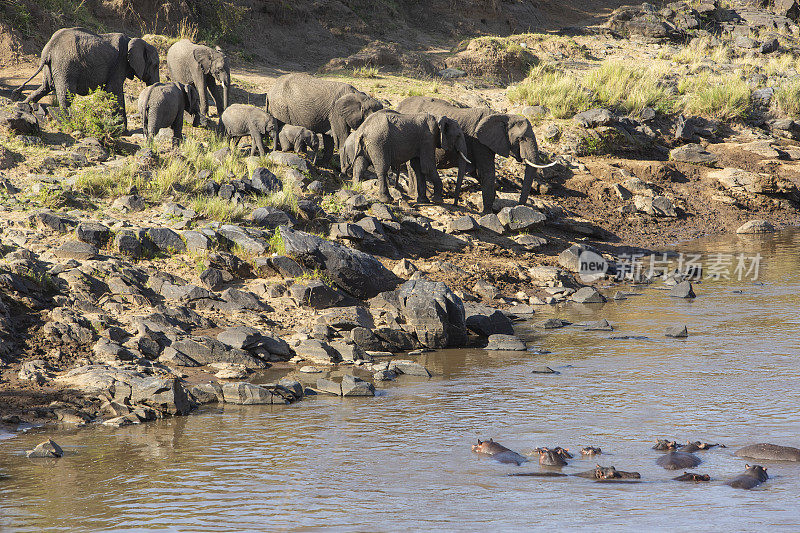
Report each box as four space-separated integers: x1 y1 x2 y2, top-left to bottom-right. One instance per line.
1 229 799 532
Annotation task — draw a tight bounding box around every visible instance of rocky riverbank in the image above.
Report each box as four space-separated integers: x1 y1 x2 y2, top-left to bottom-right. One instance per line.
1 0 800 433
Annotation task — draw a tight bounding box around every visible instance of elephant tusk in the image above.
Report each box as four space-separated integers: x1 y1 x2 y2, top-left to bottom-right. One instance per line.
525 158 558 169
458 151 472 165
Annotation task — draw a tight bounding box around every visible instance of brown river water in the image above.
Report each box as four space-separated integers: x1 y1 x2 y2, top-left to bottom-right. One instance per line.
1 229 799 532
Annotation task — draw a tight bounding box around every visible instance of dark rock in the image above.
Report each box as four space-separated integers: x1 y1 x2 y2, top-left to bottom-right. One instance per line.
396 279 467 348
330 222 367 241
182 230 211 253
290 280 345 309
252 206 291 228
147 227 186 253
269 255 305 278
447 215 478 233
497 205 546 231
1 107 39 134
279 226 397 299
573 108 614 127
218 225 267 255
374 327 417 350
32 211 75 233
76 222 111 248
295 339 340 364
350 326 392 352
388 359 430 377
251 167 282 194
25 439 63 458
112 194 146 213
113 230 148 259
218 183 234 200
199 268 231 290
760 38 779 54
320 306 374 330
221 382 274 404
341 374 375 396
316 377 342 395
570 286 606 304
171 336 267 368
465 304 514 336
670 144 717 165
220 287 266 311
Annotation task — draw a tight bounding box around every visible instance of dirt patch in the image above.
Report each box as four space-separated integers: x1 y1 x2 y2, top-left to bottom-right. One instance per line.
321 40 437 77
445 37 539 83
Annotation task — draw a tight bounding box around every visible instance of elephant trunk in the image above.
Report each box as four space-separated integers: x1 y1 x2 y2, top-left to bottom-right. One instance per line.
222 83 229 113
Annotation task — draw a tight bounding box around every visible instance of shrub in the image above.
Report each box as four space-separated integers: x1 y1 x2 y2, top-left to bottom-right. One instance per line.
60 88 124 147
508 65 593 118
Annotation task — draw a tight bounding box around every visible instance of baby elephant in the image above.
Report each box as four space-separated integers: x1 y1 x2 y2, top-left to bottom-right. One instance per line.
278 125 320 162
219 103 279 157
138 82 201 145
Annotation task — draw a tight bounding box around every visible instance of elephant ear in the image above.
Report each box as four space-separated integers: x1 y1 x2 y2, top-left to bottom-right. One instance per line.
127 38 149 81
475 114 511 157
507 115 534 151
193 47 214 74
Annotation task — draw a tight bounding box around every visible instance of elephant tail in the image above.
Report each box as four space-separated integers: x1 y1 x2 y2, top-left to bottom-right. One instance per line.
12 61 46 99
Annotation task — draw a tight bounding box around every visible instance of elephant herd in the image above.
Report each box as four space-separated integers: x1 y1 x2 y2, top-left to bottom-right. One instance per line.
13 27 555 212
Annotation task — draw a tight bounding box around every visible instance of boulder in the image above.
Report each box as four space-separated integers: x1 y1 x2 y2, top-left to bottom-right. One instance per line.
279 227 397 299
252 206 291 228
218 225 267 255
320 306 374 330
267 151 308 172
182 230 212 253
477 213 505 234
316 377 342 395
171 337 267 368
485 334 526 351
737 220 775 234
294 339 341 364
112 194 146 213
570 286 606 304
221 382 274 404
389 359 431 377
573 108 614 127
665 325 689 338
669 144 717 165
290 280 346 309
147 227 186 253
53 240 98 260
396 279 467 349
26 439 63 458
251 167 282 194
330 222 367 241
341 374 375 396
447 215 478 233
633 195 677 217
669 281 696 298
76 222 111 248
465 305 514 336
497 205 546 231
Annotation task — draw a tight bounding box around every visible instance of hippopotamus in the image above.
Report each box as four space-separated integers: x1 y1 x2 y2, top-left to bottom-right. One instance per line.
653 439 682 451
535 447 571 466
508 472 567 477
735 443 800 462
682 441 724 453
725 465 768 489
472 439 528 466
673 472 711 482
574 465 641 480
581 446 602 456
656 451 702 470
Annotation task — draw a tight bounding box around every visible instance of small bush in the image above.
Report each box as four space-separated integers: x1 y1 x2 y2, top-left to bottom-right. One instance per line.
190 195 248 222
678 72 751 120
508 65 592 118
584 61 675 115
60 88 124 148
267 229 285 255
352 66 380 78
774 78 800 117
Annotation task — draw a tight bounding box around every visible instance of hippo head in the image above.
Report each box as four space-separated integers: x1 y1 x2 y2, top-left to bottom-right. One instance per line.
745 464 768 482
473 438 499 454
553 446 573 459
594 465 619 479
653 439 681 451
536 447 568 466
581 446 601 456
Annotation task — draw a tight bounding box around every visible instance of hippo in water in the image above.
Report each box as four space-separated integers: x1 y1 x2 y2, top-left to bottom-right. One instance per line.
725 465 768 489
682 441 724 453
472 439 528 466
653 439 682 451
575 465 641 480
535 447 571 466
656 451 702 470
581 446 602 456
673 472 711 482
735 443 800 462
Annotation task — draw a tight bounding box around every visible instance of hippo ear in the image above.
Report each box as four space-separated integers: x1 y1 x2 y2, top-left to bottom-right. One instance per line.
477 439 482 445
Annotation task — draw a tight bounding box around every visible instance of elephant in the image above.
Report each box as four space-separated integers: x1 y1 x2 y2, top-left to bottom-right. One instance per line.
219 103 279 157
278 124 320 162
137 82 201 144
266 73 383 165
396 96 556 213
166 39 230 119
349 110 468 204
12 27 159 131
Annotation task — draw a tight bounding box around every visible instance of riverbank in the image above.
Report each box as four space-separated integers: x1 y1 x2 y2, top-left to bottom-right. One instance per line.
1 0 800 432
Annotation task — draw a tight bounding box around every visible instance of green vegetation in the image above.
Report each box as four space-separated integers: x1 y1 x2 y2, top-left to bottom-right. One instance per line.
60 89 124 148
678 72 751 120
508 66 593 118
583 61 674 115
194 0 248 44
255 182 300 216
352 66 381 78
774 78 800 117
267 229 285 255
190 195 248 223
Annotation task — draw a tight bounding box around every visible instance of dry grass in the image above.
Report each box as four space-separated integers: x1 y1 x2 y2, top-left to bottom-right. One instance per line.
583 61 675 115
774 77 800 117
678 72 751 120
508 65 593 118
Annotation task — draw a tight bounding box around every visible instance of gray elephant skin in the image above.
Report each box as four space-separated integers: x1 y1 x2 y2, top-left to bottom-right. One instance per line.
266 73 383 164
278 125 320 162
167 39 230 119
349 110 466 203
12 27 159 130
138 82 201 144
396 96 554 213
220 103 279 157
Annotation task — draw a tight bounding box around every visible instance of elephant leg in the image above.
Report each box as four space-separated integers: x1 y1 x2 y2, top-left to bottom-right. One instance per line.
195 78 209 117
374 159 392 203
110 85 127 133
24 65 53 104
171 108 184 146
353 156 366 183
250 126 266 157
478 157 497 214
406 162 418 201
320 133 334 166
409 158 428 203
518 164 537 206
208 79 223 117
453 159 467 206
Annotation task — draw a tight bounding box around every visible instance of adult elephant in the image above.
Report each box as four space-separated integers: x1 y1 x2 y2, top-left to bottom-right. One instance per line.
166 39 230 119
349 110 468 204
266 73 383 165
12 27 159 131
396 96 555 213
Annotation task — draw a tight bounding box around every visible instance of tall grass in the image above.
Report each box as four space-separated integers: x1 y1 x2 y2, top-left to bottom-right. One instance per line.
508 65 593 118
584 61 675 115
678 72 751 120
774 77 800 117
